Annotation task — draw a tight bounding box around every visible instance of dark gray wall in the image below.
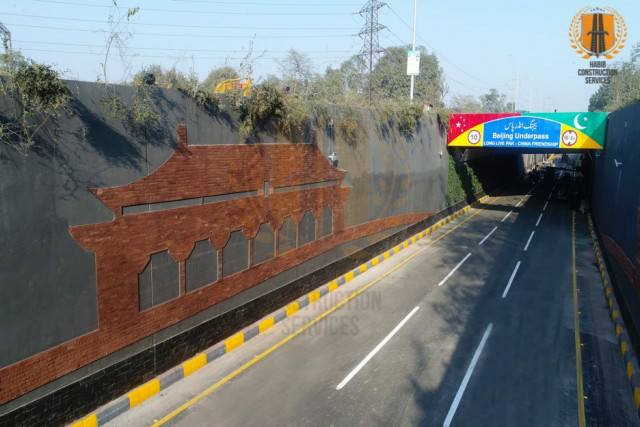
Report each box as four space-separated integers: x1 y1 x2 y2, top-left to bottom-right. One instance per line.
0 80 506 413
591 101 640 350
315 109 449 227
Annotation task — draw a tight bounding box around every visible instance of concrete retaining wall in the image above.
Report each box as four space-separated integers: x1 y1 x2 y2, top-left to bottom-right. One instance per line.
0 81 518 425
591 101 640 356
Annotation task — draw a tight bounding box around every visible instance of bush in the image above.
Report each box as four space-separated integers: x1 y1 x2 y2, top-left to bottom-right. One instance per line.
339 108 359 145
179 87 220 115
446 155 482 205
13 63 69 112
396 103 422 138
0 59 70 153
281 96 311 141
238 84 285 138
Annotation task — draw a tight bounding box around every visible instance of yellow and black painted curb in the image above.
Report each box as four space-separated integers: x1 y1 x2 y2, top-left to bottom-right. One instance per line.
69 195 489 427
587 215 640 415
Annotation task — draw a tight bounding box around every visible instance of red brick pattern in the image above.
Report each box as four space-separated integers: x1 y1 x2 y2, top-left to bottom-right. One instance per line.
93 126 346 216
0 125 432 404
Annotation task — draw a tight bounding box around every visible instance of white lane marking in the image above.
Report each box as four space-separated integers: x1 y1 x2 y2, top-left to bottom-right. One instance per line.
478 226 498 246
536 213 543 227
524 231 535 251
443 323 494 427
437 253 472 287
543 200 549 211
502 261 522 298
515 199 523 208
501 210 513 222
336 306 420 390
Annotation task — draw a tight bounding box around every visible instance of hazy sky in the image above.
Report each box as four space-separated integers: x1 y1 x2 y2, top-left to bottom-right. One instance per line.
1 0 638 111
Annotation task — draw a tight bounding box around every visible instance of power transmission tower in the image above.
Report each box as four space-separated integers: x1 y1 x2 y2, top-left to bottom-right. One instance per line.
0 22 11 53
358 0 386 103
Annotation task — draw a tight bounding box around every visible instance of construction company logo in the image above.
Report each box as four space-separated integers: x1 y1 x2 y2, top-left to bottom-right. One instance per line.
570 6 627 84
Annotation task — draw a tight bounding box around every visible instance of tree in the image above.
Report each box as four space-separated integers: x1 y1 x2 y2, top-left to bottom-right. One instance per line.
278 49 313 96
370 46 444 105
588 84 611 111
311 67 345 103
588 62 640 111
450 95 482 112
261 74 282 87
338 55 367 96
201 66 238 92
631 42 640 64
479 88 506 112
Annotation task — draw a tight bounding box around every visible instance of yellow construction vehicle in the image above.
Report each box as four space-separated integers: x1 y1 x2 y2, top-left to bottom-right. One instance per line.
214 78 252 97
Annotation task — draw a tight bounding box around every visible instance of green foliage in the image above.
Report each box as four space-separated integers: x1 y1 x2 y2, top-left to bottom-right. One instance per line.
588 62 640 112
370 46 444 105
446 155 482 205
372 100 423 138
435 106 452 136
338 108 359 146
101 94 127 119
185 87 220 114
238 83 285 138
479 88 507 113
131 83 158 126
12 62 69 112
0 54 70 154
132 64 195 91
396 103 423 138
280 96 311 141
588 84 611 112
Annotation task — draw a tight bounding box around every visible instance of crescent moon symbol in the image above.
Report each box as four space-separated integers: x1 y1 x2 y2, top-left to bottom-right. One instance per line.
573 114 587 130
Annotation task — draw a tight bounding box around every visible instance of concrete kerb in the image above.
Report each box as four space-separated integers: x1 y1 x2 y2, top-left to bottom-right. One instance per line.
587 215 640 417
69 196 489 427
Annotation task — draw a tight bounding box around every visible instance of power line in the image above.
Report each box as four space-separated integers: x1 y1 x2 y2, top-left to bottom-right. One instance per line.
14 40 354 54
169 0 359 6
33 0 352 16
4 23 357 39
386 4 494 91
0 12 359 31
17 47 351 62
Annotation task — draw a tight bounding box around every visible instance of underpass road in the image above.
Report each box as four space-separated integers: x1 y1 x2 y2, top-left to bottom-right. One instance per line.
106 182 639 427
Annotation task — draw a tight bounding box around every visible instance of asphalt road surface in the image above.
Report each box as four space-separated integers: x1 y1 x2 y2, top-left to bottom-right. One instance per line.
107 180 639 427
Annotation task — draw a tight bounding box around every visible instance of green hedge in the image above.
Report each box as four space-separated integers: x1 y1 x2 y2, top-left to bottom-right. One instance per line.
446 155 482 205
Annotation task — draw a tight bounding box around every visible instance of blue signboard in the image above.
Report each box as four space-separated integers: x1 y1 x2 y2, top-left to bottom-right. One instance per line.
483 116 560 148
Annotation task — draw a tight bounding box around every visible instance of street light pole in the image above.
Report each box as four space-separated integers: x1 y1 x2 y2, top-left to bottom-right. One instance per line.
409 0 417 102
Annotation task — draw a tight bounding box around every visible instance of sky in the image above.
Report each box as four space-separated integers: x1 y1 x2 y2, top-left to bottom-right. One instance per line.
1 0 638 111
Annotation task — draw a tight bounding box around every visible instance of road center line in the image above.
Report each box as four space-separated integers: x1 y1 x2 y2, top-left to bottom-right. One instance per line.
524 231 535 251
336 306 420 390
536 213 543 227
437 252 472 287
502 261 521 298
501 210 513 222
478 226 498 246
543 200 549 211
443 323 494 427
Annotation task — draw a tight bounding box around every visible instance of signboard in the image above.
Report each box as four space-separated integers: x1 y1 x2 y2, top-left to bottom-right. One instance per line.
407 50 420 76
447 112 607 150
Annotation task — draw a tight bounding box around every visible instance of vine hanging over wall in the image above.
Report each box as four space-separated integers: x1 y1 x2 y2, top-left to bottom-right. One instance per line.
0 53 70 154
